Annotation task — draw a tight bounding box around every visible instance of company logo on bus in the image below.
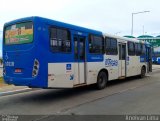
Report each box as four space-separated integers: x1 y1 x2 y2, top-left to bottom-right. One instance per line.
5 61 14 67
105 59 118 67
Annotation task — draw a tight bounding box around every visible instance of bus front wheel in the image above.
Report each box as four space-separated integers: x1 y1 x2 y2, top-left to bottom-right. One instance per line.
96 71 107 90
140 66 146 78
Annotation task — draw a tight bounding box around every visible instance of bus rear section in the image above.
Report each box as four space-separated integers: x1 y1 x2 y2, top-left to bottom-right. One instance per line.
3 20 48 88
3 17 104 89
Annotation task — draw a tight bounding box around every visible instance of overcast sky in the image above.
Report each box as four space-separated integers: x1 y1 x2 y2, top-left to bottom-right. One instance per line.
0 0 160 56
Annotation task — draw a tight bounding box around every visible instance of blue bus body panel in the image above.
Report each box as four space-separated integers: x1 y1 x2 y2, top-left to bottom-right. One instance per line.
3 16 103 88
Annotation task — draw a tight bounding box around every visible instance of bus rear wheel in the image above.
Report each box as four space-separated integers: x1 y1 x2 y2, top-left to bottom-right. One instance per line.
140 66 146 78
96 71 107 90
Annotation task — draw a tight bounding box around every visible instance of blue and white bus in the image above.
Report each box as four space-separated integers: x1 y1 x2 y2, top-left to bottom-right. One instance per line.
3 17 152 89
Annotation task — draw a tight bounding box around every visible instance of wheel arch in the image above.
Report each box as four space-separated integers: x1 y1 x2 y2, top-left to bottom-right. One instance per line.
142 65 146 72
98 68 109 80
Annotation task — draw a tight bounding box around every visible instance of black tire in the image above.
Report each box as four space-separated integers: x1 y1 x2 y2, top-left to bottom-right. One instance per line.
140 67 146 78
96 71 107 90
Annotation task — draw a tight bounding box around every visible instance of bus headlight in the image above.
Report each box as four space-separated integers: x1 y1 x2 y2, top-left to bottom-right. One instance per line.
32 59 39 77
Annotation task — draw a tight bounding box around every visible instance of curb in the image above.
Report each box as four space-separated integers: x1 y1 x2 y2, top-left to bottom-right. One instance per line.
0 88 38 97
152 68 160 71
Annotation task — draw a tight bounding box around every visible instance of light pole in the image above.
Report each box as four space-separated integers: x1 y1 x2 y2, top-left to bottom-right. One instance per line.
131 11 150 36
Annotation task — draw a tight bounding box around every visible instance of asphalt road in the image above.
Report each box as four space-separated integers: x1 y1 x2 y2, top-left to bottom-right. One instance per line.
0 70 160 120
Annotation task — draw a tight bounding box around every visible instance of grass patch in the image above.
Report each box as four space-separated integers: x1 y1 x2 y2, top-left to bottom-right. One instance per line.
0 77 4 83
0 77 6 87
0 77 5 85
0 77 11 87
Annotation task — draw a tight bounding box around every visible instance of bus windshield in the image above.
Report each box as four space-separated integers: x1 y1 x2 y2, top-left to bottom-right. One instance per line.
4 22 33 45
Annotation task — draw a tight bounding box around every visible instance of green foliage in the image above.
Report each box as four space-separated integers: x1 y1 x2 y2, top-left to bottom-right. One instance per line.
0 58 2 65
0 77 4 83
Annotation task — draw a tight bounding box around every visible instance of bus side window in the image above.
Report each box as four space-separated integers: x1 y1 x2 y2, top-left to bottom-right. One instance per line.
142 44 146 55
105 37 118 55
128 42 135 56
50 28 58 52
50 27 71 53
89 35 104 54
135 43 142 56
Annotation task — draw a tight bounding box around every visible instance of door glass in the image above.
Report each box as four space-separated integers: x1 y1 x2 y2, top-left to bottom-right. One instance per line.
79 38 85 60
74 37 78 60
122 45 126 60
148 47 152 72
119 45 122 60
119 44 126 60
74 37 85 61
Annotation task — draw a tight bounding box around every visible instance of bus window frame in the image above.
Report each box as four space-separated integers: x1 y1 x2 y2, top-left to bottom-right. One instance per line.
88 34 104 55
4 21 34 46
49 26 72 54
135 43 142 56
141 44 146 55
128 41 135 56
105 37 118 55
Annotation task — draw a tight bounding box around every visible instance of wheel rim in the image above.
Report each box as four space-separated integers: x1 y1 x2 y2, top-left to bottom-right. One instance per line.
142 68 145 76
99 76 105 85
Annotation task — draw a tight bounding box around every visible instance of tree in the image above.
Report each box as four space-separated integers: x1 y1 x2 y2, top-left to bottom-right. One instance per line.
0 58 2 65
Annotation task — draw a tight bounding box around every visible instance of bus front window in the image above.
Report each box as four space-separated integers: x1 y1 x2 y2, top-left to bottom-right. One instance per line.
5 22 33 45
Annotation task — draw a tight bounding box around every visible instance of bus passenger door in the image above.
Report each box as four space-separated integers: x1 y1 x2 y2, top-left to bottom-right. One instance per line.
74 36 86 85
147 47 152 72
118 43 126 78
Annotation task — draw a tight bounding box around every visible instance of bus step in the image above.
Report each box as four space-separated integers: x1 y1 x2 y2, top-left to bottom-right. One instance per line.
74 83 87 87
118 76 126 79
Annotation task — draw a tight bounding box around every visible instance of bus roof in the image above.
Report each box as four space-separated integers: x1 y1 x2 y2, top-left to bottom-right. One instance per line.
104 33 149 44
3 16 152 47
4 16 34 27
4 16 102 35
